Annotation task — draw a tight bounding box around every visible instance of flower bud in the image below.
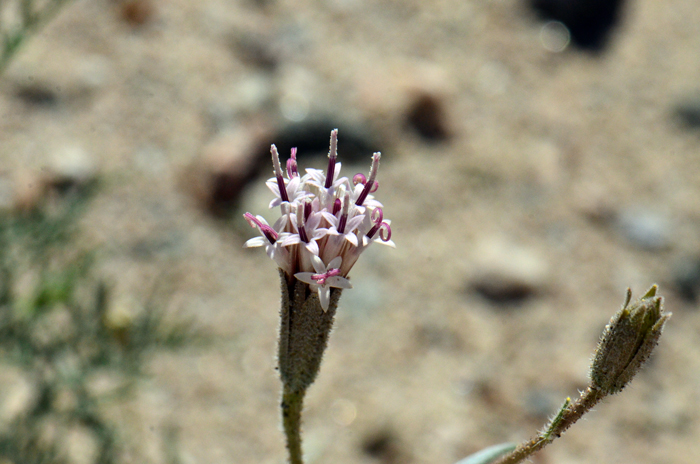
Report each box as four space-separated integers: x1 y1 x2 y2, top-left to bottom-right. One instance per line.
590 285 670 395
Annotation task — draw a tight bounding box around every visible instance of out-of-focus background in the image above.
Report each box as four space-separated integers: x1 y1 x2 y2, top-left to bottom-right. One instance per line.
1 0 699 463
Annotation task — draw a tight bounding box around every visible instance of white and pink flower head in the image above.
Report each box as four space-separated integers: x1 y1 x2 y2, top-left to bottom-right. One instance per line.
244 129 394 310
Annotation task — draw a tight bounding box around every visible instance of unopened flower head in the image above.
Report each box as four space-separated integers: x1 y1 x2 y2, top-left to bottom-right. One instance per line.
244 129 395 310
590 285 670 395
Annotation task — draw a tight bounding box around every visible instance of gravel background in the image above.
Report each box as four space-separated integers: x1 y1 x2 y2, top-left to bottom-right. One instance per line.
1 0 700 463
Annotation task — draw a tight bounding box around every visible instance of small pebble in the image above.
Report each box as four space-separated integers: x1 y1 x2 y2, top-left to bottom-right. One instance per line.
404 91 451 142
48 145 98 195
616 209 671 251
469 239 549 304
120 0 155 26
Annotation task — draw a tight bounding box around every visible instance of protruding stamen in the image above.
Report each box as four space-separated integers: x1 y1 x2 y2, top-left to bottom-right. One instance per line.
325 129 339 189
355 152 381 206
370 180 379 193
378 223 391 241
338 193 350 234
271 145 289 203
366 207 390 241
353 173 366 186
332 198 342 215
296 206 309 243
244 212 279 244
286 147 299 178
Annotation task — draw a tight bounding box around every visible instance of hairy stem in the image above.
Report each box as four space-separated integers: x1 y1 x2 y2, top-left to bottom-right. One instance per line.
282 385 305 464
492 387 605 464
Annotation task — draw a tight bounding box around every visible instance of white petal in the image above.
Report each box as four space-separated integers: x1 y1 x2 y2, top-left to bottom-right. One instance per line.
318 286 330 311
304 240 319 256
327 256 343 270
281 235 301 246
346 215 365 232
294 272 315 285
326 276 352 289
244 237 266 248
345 232 358 246
310 255 326 274
321 211 338 225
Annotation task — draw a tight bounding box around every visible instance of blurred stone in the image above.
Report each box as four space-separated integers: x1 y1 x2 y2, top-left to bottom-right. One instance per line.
185 122 273 215
0 366 37 430
361 428 405 464
119 0 155 26
616 209 671 251
15 81 58 107
230 31 279 70
671 256 700 303
674 98 700 129
64 426 99 464
529 0 627 52
469 239 549 304
269 120 378 164
48 145 99 194
404 91 451 142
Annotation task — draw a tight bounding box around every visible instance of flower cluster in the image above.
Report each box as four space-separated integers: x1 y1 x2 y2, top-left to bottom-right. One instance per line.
244 129 394 310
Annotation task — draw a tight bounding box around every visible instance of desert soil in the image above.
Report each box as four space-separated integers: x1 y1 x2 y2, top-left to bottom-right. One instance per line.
1 0 700 463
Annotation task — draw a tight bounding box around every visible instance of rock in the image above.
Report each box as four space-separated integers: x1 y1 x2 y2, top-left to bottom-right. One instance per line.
404 91 451 142
48 145 99 194
119 0 155 26
185 121 273 215
361 428 405 463
674 98 700 129
616 209 671 251
469 239 549 304
671 256 700 303
268 120 378 164
528 0 627 52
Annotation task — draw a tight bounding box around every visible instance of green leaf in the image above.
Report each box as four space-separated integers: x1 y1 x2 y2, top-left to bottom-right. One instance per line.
454 443 516 464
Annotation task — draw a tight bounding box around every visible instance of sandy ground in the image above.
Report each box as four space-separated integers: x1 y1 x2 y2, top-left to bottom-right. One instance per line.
2 0 700 463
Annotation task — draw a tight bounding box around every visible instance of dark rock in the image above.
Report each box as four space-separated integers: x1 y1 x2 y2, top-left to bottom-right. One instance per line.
674 99 700 129
528 0 627 52
120 0 155 26
264 120 379 163
361 428 404 464
15 82 58 107
672 257 700 303
404 92 451 142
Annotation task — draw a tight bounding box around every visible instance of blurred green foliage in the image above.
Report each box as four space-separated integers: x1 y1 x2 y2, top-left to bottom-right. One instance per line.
0 0 74 74
0 187 193 463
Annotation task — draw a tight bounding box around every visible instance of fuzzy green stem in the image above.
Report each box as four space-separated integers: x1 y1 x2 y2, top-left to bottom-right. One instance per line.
282 385 305 464
492 387 605 464
277 270 342 464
